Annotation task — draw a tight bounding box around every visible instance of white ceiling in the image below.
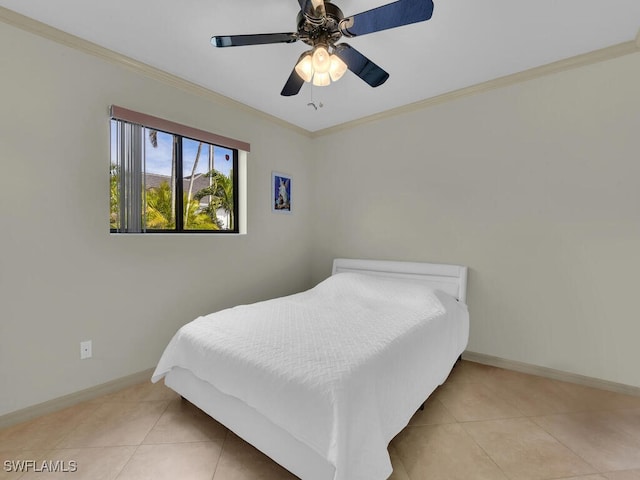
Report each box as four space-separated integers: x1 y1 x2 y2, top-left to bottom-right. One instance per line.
2 0 639 132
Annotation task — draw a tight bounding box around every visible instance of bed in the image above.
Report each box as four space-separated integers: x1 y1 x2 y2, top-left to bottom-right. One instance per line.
152 258 469 480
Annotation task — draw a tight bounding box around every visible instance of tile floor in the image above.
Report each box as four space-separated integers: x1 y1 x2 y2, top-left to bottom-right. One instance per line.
1 361 640 479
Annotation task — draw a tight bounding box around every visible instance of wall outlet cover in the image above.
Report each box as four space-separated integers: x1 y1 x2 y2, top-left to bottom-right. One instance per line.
80 340 92 360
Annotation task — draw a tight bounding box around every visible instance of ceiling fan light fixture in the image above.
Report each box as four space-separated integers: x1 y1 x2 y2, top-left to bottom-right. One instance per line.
329 54 347 81
311 45 331 74
312 71 331 86
295 53 314 83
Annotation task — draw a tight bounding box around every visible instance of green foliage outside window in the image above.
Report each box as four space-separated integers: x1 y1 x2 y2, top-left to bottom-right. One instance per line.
110 166 234 231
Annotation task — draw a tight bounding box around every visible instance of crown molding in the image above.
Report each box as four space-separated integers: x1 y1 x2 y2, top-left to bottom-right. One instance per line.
0 6 311 138
312 39 640 138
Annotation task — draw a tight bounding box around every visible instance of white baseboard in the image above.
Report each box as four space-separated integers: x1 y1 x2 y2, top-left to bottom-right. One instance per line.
0 368 154 429
462 351 640 397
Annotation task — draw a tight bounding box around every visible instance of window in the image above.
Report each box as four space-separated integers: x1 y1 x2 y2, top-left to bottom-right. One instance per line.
110 106 249 233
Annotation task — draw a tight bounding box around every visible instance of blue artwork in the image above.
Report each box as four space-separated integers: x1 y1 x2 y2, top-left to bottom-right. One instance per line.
273 172 291 213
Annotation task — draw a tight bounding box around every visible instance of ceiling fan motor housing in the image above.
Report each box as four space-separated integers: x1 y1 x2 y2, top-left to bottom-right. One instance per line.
297 2 344 48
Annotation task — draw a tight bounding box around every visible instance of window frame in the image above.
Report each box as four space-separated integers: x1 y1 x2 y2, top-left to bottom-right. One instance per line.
110 106 249 234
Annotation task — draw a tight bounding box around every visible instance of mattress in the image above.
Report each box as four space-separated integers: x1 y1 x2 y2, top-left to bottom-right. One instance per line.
152 272 469 480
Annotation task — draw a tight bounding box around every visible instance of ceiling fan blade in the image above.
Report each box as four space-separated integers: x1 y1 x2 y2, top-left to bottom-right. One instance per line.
298 0 326 19
334 43 389 87
339 0 434 38
212 33 298 48
281 67 305 96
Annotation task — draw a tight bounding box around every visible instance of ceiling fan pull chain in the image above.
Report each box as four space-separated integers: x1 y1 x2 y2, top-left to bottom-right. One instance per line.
307 85 324 111
308 85 317 110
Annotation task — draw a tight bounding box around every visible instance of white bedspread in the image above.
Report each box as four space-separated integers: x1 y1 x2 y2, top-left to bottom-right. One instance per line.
152 272 469 480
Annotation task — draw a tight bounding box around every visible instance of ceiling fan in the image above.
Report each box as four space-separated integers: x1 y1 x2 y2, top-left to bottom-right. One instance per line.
211 0 434 96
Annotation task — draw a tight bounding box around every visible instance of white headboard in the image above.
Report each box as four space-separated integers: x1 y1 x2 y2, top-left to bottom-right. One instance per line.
332 258 468 303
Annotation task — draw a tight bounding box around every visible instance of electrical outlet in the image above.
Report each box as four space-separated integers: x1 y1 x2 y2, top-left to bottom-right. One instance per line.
80 340 92 360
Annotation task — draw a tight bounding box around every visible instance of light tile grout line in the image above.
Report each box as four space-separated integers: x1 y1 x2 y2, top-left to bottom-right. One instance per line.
416 365 640 479
404 366 524 479
529 412 640 476
400 384 514 480
111 399 171 480
210 430 230 480
111 444 142 480
457 426 511 480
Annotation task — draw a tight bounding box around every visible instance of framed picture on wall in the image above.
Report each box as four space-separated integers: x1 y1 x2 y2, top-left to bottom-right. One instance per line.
272 171 292 214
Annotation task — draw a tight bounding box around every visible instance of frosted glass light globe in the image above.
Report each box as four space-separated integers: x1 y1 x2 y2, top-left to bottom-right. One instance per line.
312 71 331 86
329 54 347 81
295 53 314 83
312 46 331 74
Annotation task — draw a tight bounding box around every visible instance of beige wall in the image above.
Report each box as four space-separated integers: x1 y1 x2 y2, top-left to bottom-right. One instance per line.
0 22 314 416
311 52 640 388
1 17 639 418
